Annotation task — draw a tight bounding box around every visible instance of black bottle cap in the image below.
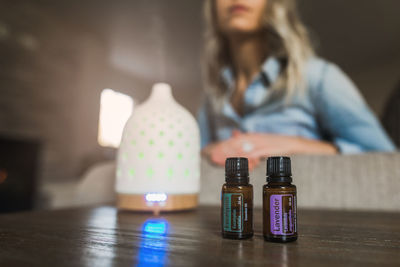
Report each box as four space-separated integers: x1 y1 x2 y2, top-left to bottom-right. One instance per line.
266 156 292 182
225 157 249 183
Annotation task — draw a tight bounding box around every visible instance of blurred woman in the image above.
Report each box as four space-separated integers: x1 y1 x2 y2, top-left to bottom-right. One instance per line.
198 0 395 169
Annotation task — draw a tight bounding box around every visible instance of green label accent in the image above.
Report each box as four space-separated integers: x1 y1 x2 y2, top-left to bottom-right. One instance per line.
222 193 243 232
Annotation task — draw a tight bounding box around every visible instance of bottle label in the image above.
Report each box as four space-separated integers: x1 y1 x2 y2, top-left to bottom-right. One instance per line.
270 194 296 235
222 193 243 232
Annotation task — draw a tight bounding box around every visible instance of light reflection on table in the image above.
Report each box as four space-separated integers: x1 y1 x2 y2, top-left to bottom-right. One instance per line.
136 218 169 267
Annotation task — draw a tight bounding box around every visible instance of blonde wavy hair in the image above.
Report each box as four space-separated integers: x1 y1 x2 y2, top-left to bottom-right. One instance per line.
204 0 314 99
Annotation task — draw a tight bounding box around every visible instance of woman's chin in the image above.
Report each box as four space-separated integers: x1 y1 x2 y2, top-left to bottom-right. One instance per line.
224 22 261 37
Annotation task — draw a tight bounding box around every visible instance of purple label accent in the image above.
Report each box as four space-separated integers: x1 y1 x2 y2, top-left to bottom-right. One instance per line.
270 194 295 235
270 195 283 235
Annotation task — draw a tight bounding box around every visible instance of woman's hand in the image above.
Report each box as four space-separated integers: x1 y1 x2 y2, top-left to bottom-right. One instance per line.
202 137 262 170
202 131 337 170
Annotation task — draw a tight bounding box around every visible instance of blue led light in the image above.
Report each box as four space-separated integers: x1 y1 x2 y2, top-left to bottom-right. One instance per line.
137 219 169 266
143 220 168 235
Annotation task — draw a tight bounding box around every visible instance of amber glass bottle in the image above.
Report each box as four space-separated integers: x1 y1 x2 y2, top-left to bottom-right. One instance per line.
263 156 297 243
221 157 253 239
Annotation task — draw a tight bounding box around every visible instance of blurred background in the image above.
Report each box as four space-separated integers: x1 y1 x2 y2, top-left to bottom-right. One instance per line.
0 0 399 212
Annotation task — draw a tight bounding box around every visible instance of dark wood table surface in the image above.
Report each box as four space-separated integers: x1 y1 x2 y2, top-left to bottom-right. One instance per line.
1 205 399 266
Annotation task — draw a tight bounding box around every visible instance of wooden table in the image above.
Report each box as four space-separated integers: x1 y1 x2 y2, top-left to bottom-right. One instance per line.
1 206 399 266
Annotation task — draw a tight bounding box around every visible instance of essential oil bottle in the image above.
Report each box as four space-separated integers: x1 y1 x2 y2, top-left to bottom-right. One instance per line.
221 157 253 239
263 156 297 242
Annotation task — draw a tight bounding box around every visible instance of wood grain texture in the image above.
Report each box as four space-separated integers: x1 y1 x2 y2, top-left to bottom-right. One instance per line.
117 193 198 212
0 206 399 266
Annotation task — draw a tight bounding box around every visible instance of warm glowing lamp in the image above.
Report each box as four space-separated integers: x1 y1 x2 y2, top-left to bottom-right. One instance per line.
98 89 133 148
115 83 200 213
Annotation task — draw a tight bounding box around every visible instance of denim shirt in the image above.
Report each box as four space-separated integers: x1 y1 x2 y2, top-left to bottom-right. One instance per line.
197 57 396 153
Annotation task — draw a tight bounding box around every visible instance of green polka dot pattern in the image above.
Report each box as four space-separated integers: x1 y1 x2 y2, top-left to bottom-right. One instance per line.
167 168 173 180
146 167 154 178
115 84 200 195
125 110 200 181
125 112 200 182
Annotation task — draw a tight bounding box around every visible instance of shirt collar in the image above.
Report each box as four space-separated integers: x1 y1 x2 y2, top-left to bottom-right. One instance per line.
261 56 281 85
221 56 281 90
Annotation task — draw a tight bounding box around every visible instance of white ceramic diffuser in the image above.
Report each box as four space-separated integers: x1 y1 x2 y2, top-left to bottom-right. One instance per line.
115 83 200 213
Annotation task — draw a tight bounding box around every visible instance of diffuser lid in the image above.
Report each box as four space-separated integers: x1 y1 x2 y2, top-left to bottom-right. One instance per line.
147 83 174 103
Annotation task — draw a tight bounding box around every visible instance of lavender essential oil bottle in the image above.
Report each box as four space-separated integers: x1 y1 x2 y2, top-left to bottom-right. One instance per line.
221 157 253 239
263 156 297 242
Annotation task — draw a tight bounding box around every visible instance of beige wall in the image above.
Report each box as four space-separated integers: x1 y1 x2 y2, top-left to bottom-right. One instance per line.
299 0 400 115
